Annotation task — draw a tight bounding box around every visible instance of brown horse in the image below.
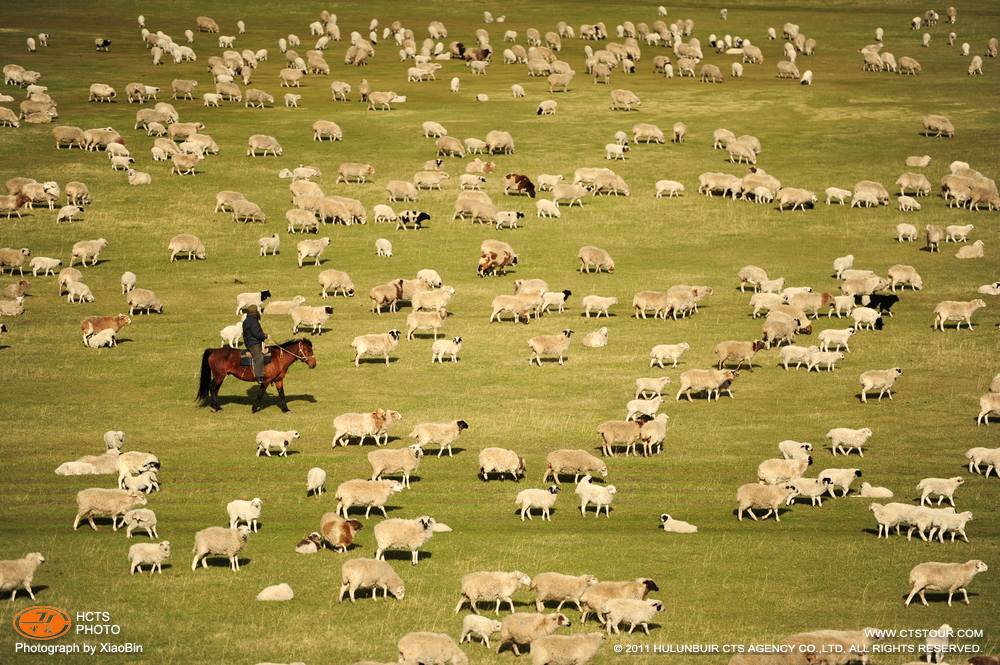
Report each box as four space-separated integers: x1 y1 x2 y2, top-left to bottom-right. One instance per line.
197 339 316 412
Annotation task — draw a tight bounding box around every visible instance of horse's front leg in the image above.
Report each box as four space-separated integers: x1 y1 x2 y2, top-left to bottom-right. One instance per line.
275 379 289 412
252 380 268 413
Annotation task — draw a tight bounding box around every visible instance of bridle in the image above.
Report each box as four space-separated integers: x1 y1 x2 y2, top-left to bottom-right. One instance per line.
274 342 310 361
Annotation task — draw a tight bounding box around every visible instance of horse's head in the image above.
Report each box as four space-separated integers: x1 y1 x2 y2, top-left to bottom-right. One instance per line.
298 338 317 368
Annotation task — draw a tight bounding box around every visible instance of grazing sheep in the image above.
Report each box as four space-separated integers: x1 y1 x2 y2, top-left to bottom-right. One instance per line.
544 450 607 484
255 430 299 457
0 552 45 600
335 479 403 519
654 180 685 198
934 299 986 331
339 558 405 602
73 488 147 531
480 447 525 481
397 632 468 665
827 427 873 456
736 483 796 521
125 541 170 575
374 516 451 565
68 239 106 268
318 270 354 298
126 288 163 315
296 237 330 268
578 246 614 273
498 612 571 655
227 498 263 532
168 234 205 262
906 560 988 606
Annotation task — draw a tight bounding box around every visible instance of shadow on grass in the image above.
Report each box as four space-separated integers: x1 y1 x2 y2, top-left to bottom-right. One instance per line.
341 505 402 518
356 356 400 365
197 556 251 570
380 550 431 564
10 585 49 600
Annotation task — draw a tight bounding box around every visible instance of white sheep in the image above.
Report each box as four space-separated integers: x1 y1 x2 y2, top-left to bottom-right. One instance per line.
736 483 795 521
582 295 617 318
544 450 608 484
339 558 405 602
456 570 532 615
374 516 451 565
529 633 605 665
649 343 690 368
191 525 250 571
479 447 525 481
859 482 894 498
786 477 833 506
528 329 574 366
220 316 245 348
758 457 810 484
819 468 863 497
918 477 964 507
826 427 873 456
626 396 662 421
306 467 327 497
368 445 423 488
859 368 903 402
352 330 401 366
255 430 299 457
73 488 147 531
397 632 468 665
934 299 987 331
258 234 280 257
227 497 263 532
604 598 662 635
575 475 616 518
0 552 45 600
515 486 560 521
122 508 158 538
906 560 988 606
778 440 813 460
635 377 671 399
660 513 697 533
296 237 331 267
335 479 404 518
655 180 685 198
375 238 393 257
128 541 170 574
460 615 502 648
431 336 463 363
979 395 1000 427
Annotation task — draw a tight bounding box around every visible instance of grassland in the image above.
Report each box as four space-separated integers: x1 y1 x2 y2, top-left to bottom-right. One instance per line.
0 1 998 663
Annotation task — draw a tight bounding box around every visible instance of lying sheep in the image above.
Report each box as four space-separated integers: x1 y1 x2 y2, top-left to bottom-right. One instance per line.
736 483 795 521
335 479 403 518
576 475 616 517
0 552 45 600
955 240 985 259
339 558 405 602
859 482 894 498
374 516 451 565
859 368 902 402
73 488 147 531
906 560 988 606
128 541 170 575
826 427 873 456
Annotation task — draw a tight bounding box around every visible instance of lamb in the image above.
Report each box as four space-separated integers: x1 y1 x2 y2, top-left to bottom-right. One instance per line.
255 430 299 457
479 447 525 481
339 558 405 602
859 368 902 402
714 340 766 371
191 525 249 571
332 409 402 447
575 475 616 518
635 377 671 399
397 632 468 665
121 508 158 538
676 368 737 401
128 541 170 575
826 427 873 456
369 445 423 488
65 282 94 304
930 510 974 543
431 336 463 363
316 513 363 553
896 223 918 243
818 328 855 353
456 570 533 614
296 237 330 267
73 488 147 530
227 498 263 532
530 633 605 665
461 615 502 648
818 468 863 497
626 397 662 421
335 479 403 519
736 483 795 521
513 486 559 521
758 457 811 484
529 329 574 366
541 289 572 314
934 299 987 330
905 560 988 606
956 240 985 259
543 450 608 484
660 513 698 534
168 234 205 261
374 516 451 565
70 239 107 267
918 477 964 506
859 482 893 498
0 552 45 600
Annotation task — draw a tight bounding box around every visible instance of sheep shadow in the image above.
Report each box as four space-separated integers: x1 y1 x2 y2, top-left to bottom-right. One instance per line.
297 326 332 335
730 507 792 521
380 474 422 485
511 507 559 520
426 447 465 457
901 591 978 605
380 550 432 564
341 505 401 518
478 474 523 483
199 556 251 569
134 563 173 573
257 450 300 458
356 357 400 365
579 313 618 319
10 585 49 600
408 332 445 340
0 345 9 351
74 517 118 530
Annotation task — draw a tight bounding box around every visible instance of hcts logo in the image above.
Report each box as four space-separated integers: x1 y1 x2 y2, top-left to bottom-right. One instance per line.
12 606 72 641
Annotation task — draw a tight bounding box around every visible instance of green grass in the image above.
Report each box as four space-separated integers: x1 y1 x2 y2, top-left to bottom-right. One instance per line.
0 1 998 663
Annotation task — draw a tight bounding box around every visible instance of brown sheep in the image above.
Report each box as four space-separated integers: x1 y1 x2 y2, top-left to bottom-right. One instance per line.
320 512 364 553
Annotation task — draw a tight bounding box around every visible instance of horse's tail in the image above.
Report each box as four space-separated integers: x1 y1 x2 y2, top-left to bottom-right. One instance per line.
196 349 214 405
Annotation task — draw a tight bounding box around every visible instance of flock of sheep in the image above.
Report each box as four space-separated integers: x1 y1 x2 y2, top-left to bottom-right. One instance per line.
0 3 998 665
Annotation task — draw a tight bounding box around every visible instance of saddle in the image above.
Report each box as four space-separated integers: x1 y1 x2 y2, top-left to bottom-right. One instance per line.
239 351 273 366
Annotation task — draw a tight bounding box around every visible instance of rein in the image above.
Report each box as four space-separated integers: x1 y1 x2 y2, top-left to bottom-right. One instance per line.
273 343 309 361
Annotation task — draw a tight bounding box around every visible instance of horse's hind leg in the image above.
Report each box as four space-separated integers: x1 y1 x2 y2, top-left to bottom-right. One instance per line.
251 382 268 413
210 372 225 412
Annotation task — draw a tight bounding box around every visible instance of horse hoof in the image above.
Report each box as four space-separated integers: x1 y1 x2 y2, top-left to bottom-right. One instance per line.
211 406 222 412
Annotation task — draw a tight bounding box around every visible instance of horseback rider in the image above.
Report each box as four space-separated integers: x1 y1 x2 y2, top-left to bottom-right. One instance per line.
242 305 269 384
